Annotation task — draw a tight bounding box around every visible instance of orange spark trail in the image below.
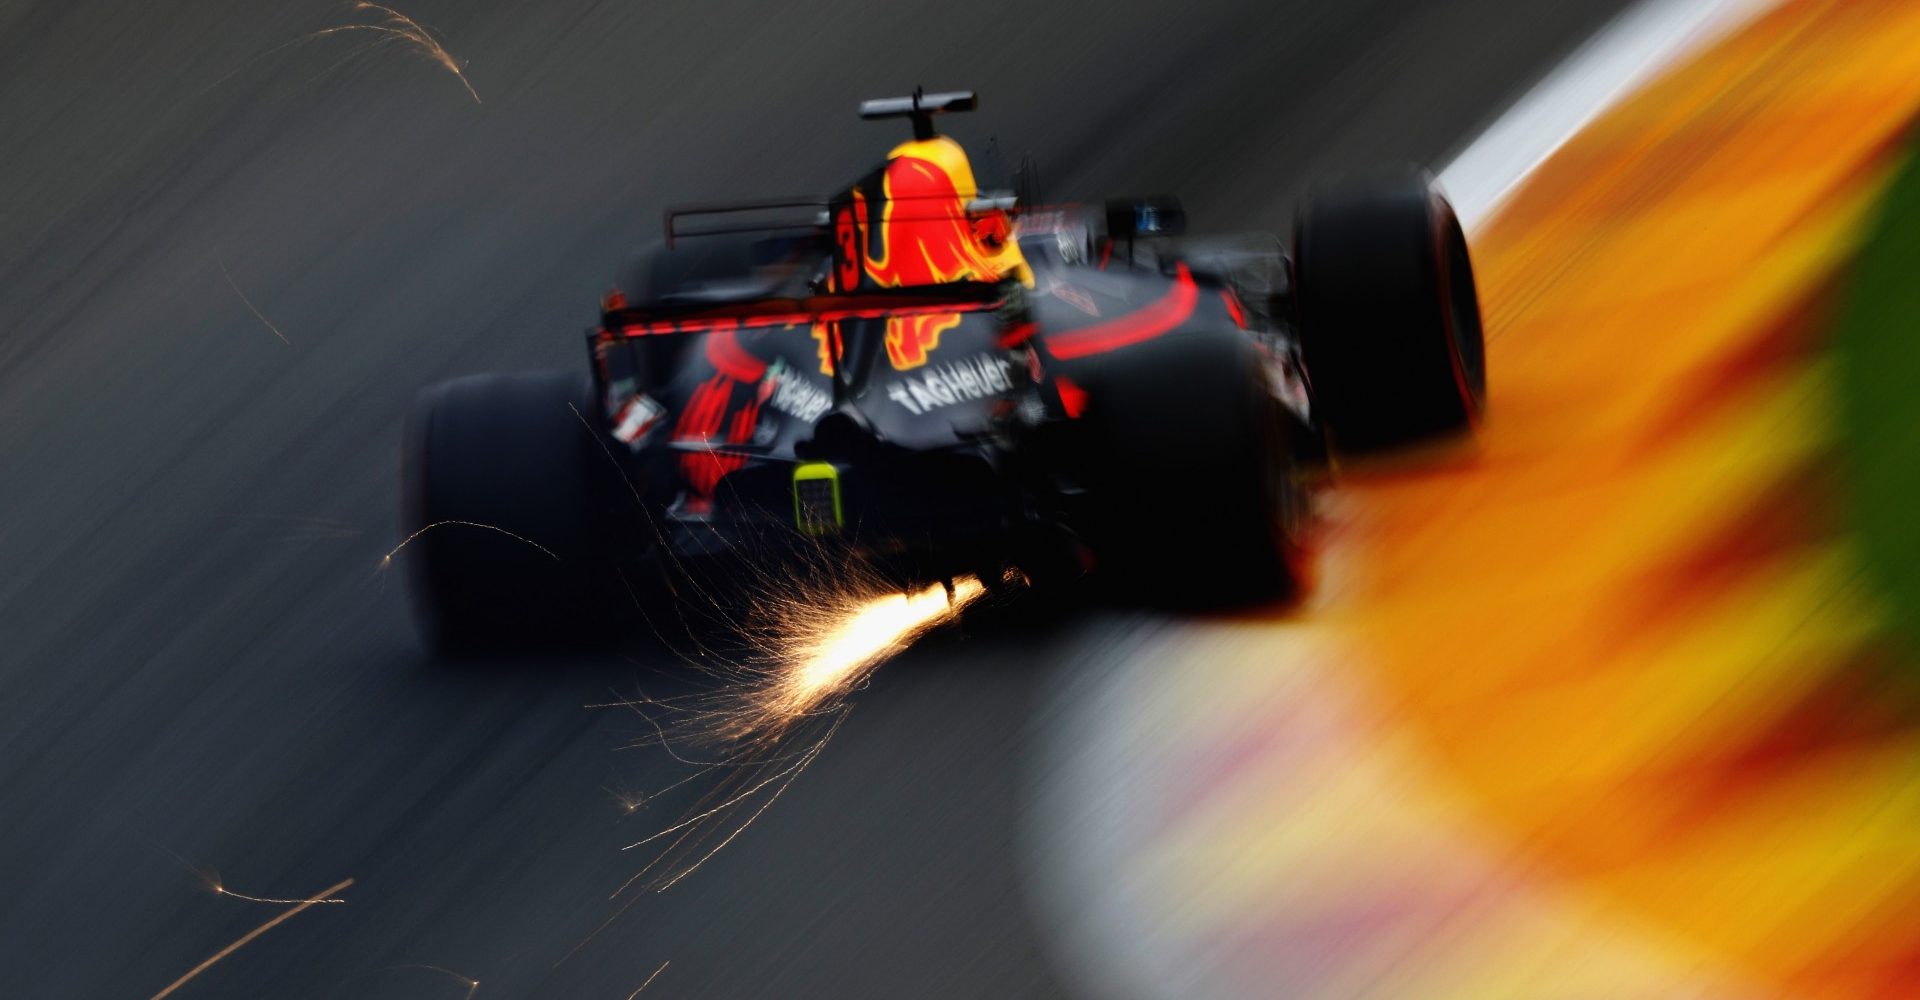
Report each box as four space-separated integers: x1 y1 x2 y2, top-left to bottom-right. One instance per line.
331 962 479 997
213 883 348 905
580 573 993 951
626 960 670 998
654 711 844 891
726 576 986 740
345 2 481 104
618 750 814 852
381 520 558 566
387 964 479 998
150 877 353 1000
197 1 480 104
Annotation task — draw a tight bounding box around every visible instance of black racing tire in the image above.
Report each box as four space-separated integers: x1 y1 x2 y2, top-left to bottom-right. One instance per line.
1293 173 1486 453
1073 327 1307 608
401 370 622 656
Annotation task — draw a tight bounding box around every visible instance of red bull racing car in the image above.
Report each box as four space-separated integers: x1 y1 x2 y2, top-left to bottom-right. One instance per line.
400 91 1485 652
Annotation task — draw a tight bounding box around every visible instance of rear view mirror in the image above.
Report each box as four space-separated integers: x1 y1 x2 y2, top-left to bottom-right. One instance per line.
1104 196 1187 239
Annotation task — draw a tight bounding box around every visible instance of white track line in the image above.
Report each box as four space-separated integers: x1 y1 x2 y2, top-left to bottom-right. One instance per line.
1440 0 1779 230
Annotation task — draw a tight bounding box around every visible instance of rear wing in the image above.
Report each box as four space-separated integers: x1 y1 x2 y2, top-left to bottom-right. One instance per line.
860 89 976 141
664 197 829 247
663 193 1021 247
602 281 1015 337
600 280 1031 404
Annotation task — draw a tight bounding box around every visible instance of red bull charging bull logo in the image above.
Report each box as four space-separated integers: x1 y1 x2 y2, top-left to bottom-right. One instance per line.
831 136 1031 371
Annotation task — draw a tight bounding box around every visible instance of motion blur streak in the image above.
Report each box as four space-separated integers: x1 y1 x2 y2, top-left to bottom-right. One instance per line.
1040 1 1920 997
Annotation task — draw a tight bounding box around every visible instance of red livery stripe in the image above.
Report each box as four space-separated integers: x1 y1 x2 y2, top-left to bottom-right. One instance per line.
1045 264 1198 360
705 328 768 382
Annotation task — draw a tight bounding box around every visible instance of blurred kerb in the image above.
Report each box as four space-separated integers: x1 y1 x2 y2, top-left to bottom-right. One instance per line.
1437 0 1781 231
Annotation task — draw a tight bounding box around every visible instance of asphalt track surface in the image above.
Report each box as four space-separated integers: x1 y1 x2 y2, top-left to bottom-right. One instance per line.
0 1 1628 996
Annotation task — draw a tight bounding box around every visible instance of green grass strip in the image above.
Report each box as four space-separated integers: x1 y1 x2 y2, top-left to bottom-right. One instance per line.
1836 136 1920 651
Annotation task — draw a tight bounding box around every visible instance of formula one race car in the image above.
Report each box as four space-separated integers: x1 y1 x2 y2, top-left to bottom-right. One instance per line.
400 90 1484 653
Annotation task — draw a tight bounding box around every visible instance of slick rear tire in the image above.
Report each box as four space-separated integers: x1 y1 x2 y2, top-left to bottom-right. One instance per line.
1293 173 1486 453
401 370 619 657
1075 327 1306 608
